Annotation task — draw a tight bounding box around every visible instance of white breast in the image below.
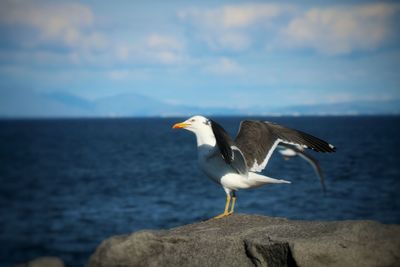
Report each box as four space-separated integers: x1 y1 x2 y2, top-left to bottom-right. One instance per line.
197 146 253 190
197 146 230 181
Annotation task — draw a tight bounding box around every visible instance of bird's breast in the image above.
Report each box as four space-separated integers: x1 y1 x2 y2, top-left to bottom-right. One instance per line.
198 149 235 183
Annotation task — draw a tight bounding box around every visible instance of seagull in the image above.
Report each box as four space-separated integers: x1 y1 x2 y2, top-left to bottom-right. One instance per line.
172 115 335 219
278 143 327 193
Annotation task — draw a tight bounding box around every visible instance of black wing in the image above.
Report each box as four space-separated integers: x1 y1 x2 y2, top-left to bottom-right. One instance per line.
210 119 248 175
210 119 234 164
235 120 335 172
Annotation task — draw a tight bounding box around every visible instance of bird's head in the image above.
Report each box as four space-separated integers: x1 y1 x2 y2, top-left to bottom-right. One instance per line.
172 115 211 134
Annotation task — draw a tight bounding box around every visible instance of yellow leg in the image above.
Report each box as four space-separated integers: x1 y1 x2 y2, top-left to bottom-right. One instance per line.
230 196 236 214
212 195 231 219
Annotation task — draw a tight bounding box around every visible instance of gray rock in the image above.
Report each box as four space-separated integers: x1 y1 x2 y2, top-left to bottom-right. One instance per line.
16 257 65 267
88 214 400 267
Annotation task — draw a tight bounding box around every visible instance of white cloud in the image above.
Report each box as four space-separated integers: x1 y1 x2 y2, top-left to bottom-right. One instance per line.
147 34 183 51
145 34 185 64
108 69 130 80
204 32 251 51
204 57 243 75
179 4 294 51
220 4 293 28
113 34 185 65
0 1 108 51
1 1 398 75
180 3 399 55
279 3 400 55
0 1 186 67
107 69 150 81
179 4 293 29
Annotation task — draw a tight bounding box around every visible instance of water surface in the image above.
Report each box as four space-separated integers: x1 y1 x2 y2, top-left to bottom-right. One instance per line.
0 116 399 266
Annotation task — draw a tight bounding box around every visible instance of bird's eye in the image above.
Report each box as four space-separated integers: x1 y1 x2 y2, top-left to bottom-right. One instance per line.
202 119 211 126
190 119 195 122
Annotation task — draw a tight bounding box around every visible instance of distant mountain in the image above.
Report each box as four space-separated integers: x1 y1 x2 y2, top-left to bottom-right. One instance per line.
47 92 96 111
0 88 93 117
1 88 399 118
0 89 236 117
48 91 239 117
90 93 234 116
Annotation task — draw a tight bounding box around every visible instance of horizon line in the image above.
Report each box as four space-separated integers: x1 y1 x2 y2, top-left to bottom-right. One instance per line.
1 113 399 120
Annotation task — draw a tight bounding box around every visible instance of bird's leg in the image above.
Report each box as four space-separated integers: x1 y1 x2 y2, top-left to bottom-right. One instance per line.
229 191 236 215
212 195 231 219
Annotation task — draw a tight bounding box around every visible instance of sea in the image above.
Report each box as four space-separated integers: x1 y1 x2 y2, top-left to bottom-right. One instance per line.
0 116 399 266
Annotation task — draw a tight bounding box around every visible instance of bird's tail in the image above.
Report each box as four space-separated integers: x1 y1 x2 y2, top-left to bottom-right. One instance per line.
248 172 291 187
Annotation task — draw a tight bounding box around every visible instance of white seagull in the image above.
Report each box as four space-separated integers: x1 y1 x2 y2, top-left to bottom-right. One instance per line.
172 115 335 219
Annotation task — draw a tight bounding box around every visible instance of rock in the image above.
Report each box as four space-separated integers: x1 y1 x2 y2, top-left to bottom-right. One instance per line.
87 214 400 267
16 257 65 267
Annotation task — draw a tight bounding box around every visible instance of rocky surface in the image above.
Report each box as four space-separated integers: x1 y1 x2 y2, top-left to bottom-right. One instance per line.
16 257 65 267
88 214 400 267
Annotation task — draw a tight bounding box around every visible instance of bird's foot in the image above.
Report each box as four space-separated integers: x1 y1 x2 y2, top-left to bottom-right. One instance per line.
211 211 233 220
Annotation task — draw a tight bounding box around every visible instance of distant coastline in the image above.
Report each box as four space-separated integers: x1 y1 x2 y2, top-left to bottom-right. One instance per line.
1 113 399 120
1 89 399 118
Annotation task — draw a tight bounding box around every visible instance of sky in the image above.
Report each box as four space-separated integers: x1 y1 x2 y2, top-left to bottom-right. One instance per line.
0 0 400 115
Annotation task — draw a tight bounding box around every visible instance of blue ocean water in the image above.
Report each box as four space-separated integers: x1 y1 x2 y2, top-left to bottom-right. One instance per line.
0 116 399 266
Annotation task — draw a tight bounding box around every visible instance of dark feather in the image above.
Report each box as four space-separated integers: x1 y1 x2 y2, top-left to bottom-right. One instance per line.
210 119 234 164
266 122 336 153
210 120 248 174
235 121 274 170
235 120 335 172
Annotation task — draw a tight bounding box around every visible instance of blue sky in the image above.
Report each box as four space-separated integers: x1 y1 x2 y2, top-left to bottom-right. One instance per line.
1 0 399 114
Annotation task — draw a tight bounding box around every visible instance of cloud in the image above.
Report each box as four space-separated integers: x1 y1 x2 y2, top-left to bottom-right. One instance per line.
220 4 294 28
1 0 398 83
107 69 150 81
179 4 293 29
113 34 185 65
204 32 251 51
204 57 243 75
147 34 183 51
179 4 294 51
0 0 108 51
0 1 186 68
145 34 185 64
180 3 399 55
107 69 131 80
279 3 400 55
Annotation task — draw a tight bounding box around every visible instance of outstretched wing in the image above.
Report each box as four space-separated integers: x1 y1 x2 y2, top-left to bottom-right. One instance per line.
210 119 248 175
235 120 335 172
278 143 326 193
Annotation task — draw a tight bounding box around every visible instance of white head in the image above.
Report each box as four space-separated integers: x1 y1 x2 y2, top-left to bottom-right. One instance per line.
172 115 211 133
172 115 215 146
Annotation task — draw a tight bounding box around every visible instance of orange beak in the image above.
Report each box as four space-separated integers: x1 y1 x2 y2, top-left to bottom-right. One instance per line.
172 122 190 129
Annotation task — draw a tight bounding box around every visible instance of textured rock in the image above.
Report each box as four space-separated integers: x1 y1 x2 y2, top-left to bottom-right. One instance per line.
16 257 65 267
88 214 400 267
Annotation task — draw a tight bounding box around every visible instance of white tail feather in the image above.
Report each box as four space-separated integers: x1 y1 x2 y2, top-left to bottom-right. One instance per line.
248 172 291 186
